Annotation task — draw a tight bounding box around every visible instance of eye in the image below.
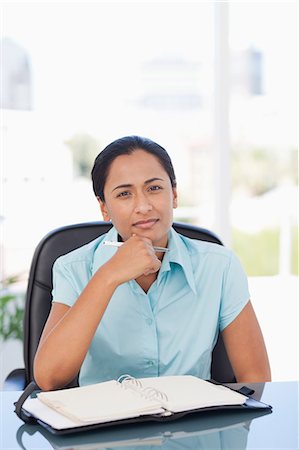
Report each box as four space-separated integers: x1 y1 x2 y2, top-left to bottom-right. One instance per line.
116 191 131 198
148 185 163 192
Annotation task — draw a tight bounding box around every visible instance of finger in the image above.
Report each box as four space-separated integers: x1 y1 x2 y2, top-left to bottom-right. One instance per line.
143 259 161 276
144 267 157 276
144 267 159 276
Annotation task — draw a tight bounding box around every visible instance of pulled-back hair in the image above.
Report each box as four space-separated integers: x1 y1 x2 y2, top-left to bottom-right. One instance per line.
91 135 177 201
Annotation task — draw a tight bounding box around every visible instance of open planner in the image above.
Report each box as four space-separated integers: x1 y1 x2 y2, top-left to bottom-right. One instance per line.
28 407 272 450
18 374 272 435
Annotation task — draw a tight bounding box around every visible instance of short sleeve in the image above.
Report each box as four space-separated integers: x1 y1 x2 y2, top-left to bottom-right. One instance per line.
219 251 250 331
51 258 80 307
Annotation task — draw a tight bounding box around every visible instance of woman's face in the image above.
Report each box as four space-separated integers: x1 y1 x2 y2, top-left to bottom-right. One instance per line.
99 149 177 248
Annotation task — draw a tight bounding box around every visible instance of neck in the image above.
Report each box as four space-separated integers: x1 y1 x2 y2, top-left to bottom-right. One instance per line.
136 272 158 293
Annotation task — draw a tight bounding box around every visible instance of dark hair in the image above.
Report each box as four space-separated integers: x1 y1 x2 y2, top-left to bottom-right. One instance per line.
91 135 177 201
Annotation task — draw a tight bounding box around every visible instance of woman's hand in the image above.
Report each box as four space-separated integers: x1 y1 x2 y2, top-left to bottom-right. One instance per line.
101 234 162 286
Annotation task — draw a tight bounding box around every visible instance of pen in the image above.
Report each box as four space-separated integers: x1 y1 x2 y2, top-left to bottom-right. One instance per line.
103 241 169 252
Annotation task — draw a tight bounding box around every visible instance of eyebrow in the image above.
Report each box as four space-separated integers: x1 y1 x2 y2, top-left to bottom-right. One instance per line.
111 177 165 193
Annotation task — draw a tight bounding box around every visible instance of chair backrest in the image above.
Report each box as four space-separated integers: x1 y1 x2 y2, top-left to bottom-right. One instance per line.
23 221 235 386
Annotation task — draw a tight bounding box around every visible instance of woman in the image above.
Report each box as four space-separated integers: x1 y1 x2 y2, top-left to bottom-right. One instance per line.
34 136 271 390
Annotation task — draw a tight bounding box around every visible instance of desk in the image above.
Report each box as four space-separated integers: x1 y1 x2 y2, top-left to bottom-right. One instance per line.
1 381 298 450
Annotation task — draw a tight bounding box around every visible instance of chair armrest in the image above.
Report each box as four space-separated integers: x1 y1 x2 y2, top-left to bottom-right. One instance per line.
3 368 26 391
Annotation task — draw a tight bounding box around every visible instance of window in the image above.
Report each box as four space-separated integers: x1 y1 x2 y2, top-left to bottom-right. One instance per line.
229 2 298 276
1 2 215 276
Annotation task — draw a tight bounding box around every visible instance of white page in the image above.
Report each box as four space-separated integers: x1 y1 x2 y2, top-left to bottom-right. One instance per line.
23 396 163 430
138 376 247 413
36 380 164 425
23 398 84 430
23 375 247 430
23 395 248 444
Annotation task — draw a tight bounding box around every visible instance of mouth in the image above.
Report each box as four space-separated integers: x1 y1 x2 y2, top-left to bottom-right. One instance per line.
132 218 159 229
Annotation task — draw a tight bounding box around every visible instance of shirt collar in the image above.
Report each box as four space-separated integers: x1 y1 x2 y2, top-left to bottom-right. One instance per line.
162 227 197 294
91 226 197 294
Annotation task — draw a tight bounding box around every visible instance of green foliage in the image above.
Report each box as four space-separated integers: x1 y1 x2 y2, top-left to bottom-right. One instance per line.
232 227 299 276
65 132 101 178
0 276 25 342
232 146 298 196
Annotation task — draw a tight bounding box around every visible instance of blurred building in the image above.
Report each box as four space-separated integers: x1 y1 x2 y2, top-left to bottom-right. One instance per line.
139 57 202 110
1 37 33 110
231 47 263 96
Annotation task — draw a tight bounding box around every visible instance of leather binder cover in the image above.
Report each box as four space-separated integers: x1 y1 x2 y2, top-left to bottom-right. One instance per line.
15 381 272 436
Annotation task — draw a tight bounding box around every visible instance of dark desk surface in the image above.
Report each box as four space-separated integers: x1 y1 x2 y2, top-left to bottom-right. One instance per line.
1 381 298 450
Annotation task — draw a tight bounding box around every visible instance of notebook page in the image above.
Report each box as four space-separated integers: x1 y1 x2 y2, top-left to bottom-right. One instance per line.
23 397 163 431
138 376 247 413
23 397 83 430
37 380 164 424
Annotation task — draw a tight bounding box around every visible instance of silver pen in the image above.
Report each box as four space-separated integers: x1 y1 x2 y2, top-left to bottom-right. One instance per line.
103 241 169 252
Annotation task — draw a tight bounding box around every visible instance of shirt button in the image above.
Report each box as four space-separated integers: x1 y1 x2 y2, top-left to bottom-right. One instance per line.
146 318 153 326
147 360 154 366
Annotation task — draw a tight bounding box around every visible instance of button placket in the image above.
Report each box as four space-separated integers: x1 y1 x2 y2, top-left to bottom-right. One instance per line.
142 295 158 375
129 280 159 375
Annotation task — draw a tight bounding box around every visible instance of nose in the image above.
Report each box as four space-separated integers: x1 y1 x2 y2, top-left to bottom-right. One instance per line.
134 193 153 214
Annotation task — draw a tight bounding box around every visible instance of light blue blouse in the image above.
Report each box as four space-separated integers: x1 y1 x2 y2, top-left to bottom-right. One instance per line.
52 226 250 386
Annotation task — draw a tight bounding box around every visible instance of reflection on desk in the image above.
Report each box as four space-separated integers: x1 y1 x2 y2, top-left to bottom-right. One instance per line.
2 381 299 450
16 408 269 450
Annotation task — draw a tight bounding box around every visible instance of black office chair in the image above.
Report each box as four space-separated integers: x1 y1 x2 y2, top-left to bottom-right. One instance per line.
4 221 235 390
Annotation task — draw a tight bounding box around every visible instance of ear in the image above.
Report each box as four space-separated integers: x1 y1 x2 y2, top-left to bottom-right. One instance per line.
172 188 178 209
97 197 110 222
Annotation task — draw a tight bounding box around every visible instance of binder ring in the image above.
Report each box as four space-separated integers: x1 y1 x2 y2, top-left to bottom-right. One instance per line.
141 386 168 402
116 375 168 402
116 374 143 389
